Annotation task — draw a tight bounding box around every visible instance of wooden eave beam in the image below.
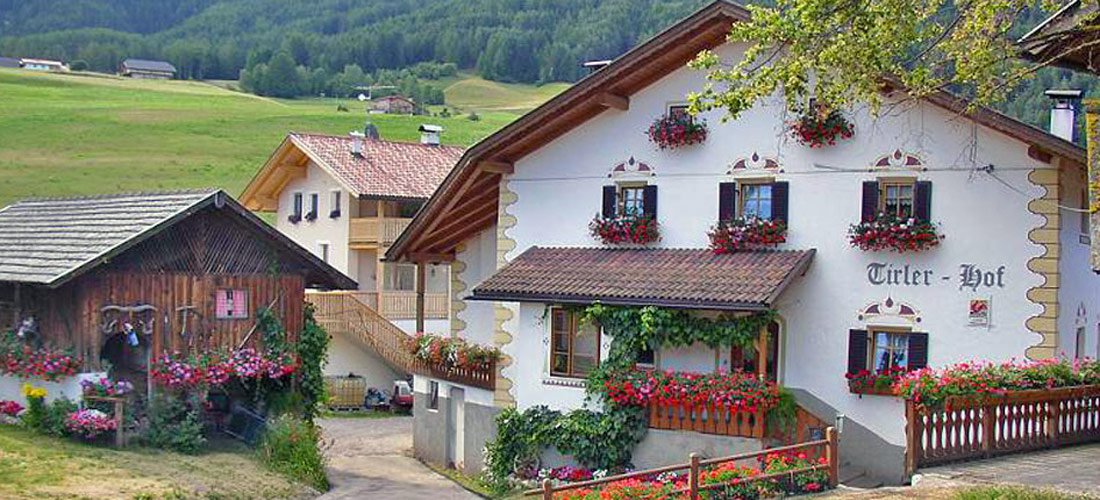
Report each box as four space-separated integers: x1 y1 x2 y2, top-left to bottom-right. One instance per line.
408 252 455 263
418 170 493 240
597 92 629 111
423 209 501 255
1028 145 1054 164
421 194 500 249
479 160 515 174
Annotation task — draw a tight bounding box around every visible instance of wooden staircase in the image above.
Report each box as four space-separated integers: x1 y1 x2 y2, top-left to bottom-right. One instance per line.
306 291 416 373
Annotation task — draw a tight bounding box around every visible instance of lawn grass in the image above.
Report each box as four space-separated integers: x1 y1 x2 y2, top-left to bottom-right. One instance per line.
442 74 569 114
0 68 530 206
0 425 310 499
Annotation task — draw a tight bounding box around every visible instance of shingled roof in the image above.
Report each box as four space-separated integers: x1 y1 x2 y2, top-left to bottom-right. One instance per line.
121 58 177 74
0 189 355 289
470 247 815 311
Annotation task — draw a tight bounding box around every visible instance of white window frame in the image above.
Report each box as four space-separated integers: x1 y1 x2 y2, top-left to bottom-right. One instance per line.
317 241 330 263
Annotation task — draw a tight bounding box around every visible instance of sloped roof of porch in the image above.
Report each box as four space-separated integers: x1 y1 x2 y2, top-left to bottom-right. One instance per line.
469 247 815 311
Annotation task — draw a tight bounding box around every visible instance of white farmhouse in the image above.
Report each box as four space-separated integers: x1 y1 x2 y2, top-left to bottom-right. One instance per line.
387 1 1099 485
240 129 461 395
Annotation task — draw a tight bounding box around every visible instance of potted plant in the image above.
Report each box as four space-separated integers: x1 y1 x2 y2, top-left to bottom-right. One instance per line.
589 214 660 246
65 408 117 442
647 112 708 150
848 213 942 253
788 106 854 148
707 217 787 254
845 367 906 396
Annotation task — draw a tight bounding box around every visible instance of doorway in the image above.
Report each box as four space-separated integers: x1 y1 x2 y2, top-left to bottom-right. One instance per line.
730 320 781 381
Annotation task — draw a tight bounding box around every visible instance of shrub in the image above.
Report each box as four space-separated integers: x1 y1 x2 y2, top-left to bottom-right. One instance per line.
42 398 78 437
145 393 206 454
258 415 329 491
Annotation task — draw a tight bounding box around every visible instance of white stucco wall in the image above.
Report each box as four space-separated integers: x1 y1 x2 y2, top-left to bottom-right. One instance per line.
1056 160 1100 359
453 226 498 346
277 161 355 280
443 41 1100 448
324 332 402 390
0 372 106 404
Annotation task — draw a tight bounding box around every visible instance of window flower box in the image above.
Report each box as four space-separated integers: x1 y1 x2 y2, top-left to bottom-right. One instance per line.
845 368 905 397
604 368 780 414
848 213 942 253
0 334 82 382
402 333 501 390
589 214 660 246
707 217 787 254
647 112 707 150
788 108 854 148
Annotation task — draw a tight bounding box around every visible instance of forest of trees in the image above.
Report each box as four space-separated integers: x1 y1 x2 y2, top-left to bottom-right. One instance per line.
0 0 1096 134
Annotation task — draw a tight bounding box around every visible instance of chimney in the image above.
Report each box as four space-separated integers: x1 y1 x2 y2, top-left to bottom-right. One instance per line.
583 60 612 74
364 122 380 140
419 124 443 146
349 131 365 157
1045 89 1083 142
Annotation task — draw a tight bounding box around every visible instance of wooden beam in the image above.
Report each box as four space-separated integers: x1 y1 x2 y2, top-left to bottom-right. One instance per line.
408 252 455 263
1028 145 1054 164
415 263 426 333
421 189 499 242
597 92 629 111
417 170 490 244
422 201 499 252
479 160 515 174
424 209 500 255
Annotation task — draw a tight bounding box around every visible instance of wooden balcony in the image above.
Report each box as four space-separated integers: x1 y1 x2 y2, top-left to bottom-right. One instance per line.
411 359 497 391
321 291 448 321
349 217 412 248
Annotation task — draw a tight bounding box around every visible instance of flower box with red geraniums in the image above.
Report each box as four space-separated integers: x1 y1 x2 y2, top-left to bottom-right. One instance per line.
647 112 708 150
893 358 1100 409
788 109 854 148
845 367 907 397
65 408 117 440
848 213 942 253
708 216 787 254
81 377 134 398
589 214 660 246
150 348 299 391
0 344 82 382
403 333 501 371
603 369 780 414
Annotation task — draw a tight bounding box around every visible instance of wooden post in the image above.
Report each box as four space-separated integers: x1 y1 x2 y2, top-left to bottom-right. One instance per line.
1047 399 1061 447
415 261 426 333
755 325 768 379
541 478 553 500
113 399 124 447
688 452 700 500
904 399 920 476
981 403 996 458
825 426 839 488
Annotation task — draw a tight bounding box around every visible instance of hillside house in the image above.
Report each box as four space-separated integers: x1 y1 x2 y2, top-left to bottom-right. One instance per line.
19 58 65 71
370 95 417 115
0 57 20 69
387 0 1100 484
239 130 462 392
0 190 355 403
119 58 177 79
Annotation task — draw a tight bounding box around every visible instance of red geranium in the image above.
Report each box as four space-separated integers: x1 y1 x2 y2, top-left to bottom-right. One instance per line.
848 213 942 253
647 113 707 150
788 109 854 148
707 217 787 254
589 214 660 246
604 368 780 414
0 343 81 382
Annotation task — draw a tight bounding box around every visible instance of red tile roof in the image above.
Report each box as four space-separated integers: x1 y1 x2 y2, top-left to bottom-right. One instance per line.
290 132 464 199
471 247 815 311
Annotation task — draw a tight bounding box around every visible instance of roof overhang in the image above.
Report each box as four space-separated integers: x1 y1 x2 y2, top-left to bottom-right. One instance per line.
386 0 1088 263
239 134 361 212
1019 0 1100 74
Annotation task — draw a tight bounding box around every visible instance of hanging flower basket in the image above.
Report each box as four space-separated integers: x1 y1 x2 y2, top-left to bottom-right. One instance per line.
788 109 854 148
647 113 708 150
848 213 942 253
589 214 660 245
707 217 787 254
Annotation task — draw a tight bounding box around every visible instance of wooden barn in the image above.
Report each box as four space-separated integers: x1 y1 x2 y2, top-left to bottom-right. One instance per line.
0 189 355 387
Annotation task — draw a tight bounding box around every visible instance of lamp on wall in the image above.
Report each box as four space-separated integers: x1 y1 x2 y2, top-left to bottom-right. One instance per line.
835 413 846 434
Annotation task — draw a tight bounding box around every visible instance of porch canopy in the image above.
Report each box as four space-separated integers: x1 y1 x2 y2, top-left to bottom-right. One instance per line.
469 247 815 311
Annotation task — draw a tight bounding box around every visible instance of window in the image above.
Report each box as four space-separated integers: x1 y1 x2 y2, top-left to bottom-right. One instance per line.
619 184 646 217
668 104 690 119
428 381 439 410
730 321 780 381
872 330 910 371
330 191 342 218
549 308 600 378
305 193 319 221
318 242 330 263
740 183 774 220
880 180 915 218
1076 327 1087 359
289 192 303 223
384 263 417 291
636 348 656 370
215 289 249 319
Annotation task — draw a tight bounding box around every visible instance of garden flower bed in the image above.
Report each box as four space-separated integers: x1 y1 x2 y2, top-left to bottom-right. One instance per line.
589 214 660 245
65 408 117 440
81 377 134 398
848 213 941 253
0 343 81 382
150 348 299 391
893 358 1100 408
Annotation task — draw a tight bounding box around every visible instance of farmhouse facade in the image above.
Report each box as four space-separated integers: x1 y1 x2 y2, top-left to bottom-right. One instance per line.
240 131 461 391
0 189 354 402
370 95 417 115
387 0 1100 484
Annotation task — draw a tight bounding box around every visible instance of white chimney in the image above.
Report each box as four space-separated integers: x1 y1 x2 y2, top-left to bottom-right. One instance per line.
419 124 443 146
1045 89 1083 142
349 131 365 157
583 60 612 74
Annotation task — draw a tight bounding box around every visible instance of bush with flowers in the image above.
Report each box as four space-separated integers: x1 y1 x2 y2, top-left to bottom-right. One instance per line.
150 347 299 391
0 332 82 382
707 217 787 254
81 377 134 398
403 333 501 370
788 108 854 148
604 369 780 414
65 408 117 440
893 358 1100 408
848 213 942 253
845 366 908 396
589 214 660 246
0 400 23 418
647 112 708 150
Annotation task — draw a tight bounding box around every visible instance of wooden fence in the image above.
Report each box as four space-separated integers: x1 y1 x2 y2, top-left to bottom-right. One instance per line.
905 384 1100 473
649 401 766 439
525 428 838 500
410 359 497 391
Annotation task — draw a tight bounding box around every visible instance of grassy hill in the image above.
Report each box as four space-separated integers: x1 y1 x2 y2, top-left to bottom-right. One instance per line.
0 69 559 206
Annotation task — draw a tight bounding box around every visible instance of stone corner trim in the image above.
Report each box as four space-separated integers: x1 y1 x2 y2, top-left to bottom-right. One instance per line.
493 179 518 407
450 243 468 337
1025 167 1060 360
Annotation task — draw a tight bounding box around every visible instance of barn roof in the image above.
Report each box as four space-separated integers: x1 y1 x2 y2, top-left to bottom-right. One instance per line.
121 58 177 73
0 189 355 289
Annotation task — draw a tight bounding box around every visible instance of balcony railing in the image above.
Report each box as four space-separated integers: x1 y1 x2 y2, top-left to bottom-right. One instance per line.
411 359 497 391
349 217 412 248
316 291 448 321
649 401 766 439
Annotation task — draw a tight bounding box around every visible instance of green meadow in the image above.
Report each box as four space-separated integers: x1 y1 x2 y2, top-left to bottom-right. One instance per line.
0 69 565 206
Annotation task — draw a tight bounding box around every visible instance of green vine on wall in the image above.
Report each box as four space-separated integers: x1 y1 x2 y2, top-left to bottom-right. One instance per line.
297 304 329 421
483 303 779 485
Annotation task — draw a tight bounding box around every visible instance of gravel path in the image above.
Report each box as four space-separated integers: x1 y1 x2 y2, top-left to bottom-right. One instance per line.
317 416 481 500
